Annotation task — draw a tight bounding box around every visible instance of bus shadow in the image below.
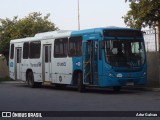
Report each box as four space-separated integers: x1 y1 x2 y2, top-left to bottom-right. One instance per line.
85 87 144 95
17 83 145 95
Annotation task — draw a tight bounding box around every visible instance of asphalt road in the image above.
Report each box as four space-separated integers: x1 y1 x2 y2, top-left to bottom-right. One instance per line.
0 81 160 120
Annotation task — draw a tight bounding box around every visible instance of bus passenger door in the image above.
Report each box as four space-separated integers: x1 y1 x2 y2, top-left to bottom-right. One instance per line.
43 45 52 82
83 40 98 85
15 48 22 80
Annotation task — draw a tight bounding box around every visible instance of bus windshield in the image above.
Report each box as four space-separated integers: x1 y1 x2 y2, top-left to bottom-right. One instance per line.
104 40 145 67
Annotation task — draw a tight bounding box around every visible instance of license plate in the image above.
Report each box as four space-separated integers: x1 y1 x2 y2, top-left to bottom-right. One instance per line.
126 82 134 86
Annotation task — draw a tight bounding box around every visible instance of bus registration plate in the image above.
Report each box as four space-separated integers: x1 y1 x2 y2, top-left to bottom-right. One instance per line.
126 82 134 86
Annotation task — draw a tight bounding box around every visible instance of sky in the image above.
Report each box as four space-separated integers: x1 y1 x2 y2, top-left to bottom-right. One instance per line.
0 0 130 30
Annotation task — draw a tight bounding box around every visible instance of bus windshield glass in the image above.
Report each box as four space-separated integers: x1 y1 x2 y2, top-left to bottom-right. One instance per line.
104 40 145 67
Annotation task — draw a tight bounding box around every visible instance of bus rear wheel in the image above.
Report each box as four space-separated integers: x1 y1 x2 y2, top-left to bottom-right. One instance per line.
78 72 85 93
27 72 42 88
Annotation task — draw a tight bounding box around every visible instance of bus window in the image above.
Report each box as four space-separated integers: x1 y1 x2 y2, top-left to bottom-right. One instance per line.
54 38 68 58
68 36 82 57
10 44 14 59
29 41 41 59
23 42 29 59
105 40 145 67
45 46 49 62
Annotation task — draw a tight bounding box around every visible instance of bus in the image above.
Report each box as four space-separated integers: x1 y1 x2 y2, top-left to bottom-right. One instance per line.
9 27 147 92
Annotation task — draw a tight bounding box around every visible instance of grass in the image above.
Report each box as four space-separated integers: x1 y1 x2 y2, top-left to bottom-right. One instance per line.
0 76 10 82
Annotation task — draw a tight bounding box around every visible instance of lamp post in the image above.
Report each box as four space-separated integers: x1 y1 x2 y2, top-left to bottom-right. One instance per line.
78 0 80 30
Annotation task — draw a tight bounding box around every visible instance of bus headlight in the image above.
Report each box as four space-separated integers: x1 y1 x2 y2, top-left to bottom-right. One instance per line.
116 73 123 78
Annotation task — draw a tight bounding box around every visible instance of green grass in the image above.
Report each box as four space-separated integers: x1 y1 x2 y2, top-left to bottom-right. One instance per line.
0 76 10 81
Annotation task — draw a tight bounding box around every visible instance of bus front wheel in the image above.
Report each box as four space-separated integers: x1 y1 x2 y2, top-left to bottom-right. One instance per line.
113 86 121 92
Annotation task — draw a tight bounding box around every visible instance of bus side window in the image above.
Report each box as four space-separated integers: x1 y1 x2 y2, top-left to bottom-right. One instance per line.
23 42 29 59
29 41 41 59
54 38 68 58
68 36 82 57
10 44 14 59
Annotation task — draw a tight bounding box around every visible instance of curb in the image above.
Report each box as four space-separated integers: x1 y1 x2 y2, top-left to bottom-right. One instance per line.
0 81 24 84
146 88 160 92
123 86 160 92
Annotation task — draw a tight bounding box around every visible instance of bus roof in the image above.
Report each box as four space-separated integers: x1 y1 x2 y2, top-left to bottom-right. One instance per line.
10 27 139 43
10 30 72 43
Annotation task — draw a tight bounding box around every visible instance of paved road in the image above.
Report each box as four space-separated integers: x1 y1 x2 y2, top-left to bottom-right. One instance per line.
0 81 160 120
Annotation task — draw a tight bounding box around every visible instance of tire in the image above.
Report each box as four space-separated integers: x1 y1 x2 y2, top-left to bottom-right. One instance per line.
54 84 66 89
78 72 85 93
113 86 121 92
36 82 42 88
27 72 42 88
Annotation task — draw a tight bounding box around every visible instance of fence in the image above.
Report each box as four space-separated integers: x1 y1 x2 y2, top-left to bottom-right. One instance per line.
143 29 159 52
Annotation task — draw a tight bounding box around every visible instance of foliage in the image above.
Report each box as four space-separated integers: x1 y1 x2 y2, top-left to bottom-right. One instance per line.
0 12 58 62
123 0 160 29
0 76 9 81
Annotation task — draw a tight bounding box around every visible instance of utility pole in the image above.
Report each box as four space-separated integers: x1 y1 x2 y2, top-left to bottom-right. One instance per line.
78 0 80 30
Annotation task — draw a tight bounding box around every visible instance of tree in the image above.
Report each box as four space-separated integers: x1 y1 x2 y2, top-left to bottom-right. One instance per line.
123 0 160 51
123 0 160 29
0 12 58 62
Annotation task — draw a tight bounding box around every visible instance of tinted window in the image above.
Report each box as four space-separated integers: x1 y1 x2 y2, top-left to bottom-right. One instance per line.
54 38 68 58
69 36 82 57
10 44 14 59
17 49 21 63
103 30 143 37
23 42 29 59
29 41 41 59
45 46 49 62
44 46 51 63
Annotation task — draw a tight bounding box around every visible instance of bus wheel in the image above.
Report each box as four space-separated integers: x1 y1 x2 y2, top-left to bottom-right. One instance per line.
36 82 42 88
78 72 85 93
54 84 66 89
113 86 121 92
27 72 35 88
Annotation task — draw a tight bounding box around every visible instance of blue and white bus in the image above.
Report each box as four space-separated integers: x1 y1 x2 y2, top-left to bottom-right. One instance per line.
9 27 147 92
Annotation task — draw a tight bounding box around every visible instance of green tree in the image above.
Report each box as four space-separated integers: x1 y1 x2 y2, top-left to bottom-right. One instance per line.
123 0 160 51
0 12 58 62
123 0 160 29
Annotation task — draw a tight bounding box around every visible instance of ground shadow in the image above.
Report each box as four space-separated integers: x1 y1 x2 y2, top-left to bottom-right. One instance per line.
15 82 145 95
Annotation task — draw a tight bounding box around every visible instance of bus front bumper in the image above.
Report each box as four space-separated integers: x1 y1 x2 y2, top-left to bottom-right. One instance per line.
98 75 147 87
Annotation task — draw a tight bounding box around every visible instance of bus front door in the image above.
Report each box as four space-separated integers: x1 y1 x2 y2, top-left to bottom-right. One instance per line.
43 45 52 82
83 40 98 85
15 48 22 80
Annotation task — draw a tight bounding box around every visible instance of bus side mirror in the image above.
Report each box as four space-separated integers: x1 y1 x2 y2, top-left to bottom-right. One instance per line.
100 41 105 49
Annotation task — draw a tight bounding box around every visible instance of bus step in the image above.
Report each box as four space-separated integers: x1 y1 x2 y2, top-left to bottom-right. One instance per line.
43 81 51 85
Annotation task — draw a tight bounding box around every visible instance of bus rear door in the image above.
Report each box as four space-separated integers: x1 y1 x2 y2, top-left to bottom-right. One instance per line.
15 47 22 80
43 45 52 82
